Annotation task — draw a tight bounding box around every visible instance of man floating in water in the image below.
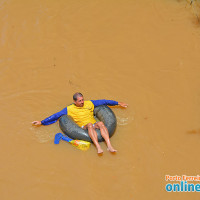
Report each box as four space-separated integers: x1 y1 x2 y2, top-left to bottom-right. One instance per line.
32 92 128 154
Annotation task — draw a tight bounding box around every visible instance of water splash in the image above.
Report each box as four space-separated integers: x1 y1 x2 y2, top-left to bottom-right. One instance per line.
116 116 133 126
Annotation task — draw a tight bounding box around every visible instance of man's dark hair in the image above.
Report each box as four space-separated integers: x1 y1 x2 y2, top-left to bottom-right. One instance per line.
73 92 83 101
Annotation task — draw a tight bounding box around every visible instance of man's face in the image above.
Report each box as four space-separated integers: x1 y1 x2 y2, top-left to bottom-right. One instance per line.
74 96 84 107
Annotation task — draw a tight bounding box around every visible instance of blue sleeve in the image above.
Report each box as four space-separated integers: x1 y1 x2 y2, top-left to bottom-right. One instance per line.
91 99 118 107
41 107 67 125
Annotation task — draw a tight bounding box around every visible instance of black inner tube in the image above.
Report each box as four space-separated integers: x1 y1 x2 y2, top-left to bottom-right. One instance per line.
59 105 117 142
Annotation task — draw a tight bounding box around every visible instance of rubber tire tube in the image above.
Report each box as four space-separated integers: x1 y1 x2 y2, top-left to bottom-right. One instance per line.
59 105 117 142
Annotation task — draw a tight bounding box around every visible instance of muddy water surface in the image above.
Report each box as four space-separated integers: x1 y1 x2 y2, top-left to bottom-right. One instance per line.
1 0 200 199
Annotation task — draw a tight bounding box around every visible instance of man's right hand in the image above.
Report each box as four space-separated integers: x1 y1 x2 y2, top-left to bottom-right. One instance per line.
32 121 42 126
118 102 128 108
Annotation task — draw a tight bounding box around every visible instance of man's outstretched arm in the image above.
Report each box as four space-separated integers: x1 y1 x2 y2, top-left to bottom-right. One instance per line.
32 107 67 126
91 99 128 108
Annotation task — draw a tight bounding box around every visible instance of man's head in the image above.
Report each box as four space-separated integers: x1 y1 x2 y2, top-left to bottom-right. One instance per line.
73 92 84 107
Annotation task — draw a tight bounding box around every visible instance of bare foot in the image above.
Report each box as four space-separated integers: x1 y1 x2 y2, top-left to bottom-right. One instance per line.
97 147 103 154
107 146 117 153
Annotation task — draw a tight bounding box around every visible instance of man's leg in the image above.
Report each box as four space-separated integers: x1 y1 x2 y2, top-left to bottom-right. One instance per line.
94 122 117 152
84 123 103 154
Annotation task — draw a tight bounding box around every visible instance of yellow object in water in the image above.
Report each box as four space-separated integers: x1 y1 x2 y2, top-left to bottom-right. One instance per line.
54 133 91 151
70 140 91 151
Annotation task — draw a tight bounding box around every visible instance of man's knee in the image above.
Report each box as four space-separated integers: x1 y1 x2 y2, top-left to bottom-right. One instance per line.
97 121 105 127
87 123 93 128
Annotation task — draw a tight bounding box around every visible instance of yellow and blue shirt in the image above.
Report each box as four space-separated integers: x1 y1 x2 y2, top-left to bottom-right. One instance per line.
41 99 118 127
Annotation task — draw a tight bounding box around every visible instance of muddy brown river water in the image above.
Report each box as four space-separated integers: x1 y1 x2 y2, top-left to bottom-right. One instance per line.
1 0 200 199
